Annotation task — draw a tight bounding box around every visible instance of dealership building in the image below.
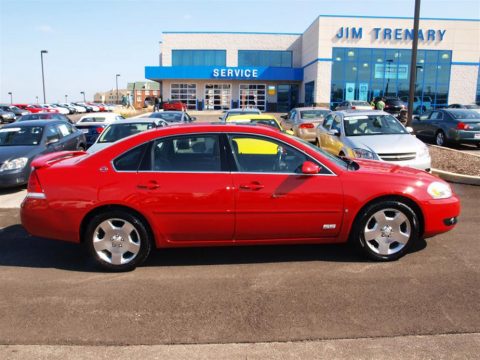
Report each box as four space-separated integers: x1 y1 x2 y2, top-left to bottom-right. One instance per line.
145 15 480 112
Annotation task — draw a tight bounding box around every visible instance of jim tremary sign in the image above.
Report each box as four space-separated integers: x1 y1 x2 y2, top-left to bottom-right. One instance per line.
336 27 447 41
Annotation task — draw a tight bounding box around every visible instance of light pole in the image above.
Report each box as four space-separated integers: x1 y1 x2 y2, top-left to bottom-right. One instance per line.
116 74 121 104
8 92 12 104
80 91 86 102
407 0 422 126
65 94 68 103
40 50 48 104
385 59 393 96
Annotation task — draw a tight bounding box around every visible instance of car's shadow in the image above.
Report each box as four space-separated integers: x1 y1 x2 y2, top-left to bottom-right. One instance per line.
0 225 427 272
0 185 26 196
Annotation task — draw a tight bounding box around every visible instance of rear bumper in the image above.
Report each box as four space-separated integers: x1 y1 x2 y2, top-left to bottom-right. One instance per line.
422 195 461 238
21 197 80 243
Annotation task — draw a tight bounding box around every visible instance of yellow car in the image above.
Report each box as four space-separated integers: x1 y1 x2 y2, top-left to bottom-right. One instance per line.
226 114 293 154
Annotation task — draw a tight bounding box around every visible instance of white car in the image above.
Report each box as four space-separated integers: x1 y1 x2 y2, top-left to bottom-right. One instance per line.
62 103 87 113
42 104 70 115
87 118 168 153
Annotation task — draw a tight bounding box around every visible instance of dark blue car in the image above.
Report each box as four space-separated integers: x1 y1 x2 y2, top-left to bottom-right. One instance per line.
0 120 86 188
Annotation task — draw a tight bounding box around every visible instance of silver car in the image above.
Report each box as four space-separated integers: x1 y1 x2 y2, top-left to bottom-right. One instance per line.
280 107 331 142
316 110 431 171
335 100 374 111
219 108 261 122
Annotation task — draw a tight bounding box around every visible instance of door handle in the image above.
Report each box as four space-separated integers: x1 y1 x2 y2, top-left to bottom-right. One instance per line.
137 181 160 190
239 182 264 191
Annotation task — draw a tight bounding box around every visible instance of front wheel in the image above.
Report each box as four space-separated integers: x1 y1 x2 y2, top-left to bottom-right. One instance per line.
351 201 419 261
435 131 446 146
85 210 152 271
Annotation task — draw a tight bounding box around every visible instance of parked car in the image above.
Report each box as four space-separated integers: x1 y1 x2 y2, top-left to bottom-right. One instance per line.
315 110 431 171
52 103 76 114
72 103 91 113
280 107 331 142
148 111 195 123
447 104 480 114
383 97 407 116
0 120 86 188
335 101 373 111
42 104 69 115
227 114 293 133
400 96 432 114
412 109 480 147
219 108 261 122
0 105 29 120
21 123 459 271
14 104 58 114
0 109 16 124
162 101 187 111
64 103 87 113
75 113 125 147
87 118 168 153
17 112 73 123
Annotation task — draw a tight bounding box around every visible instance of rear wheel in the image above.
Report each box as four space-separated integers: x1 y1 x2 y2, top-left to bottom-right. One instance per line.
350 201 419 261
435 131 446 146
85 210 152 271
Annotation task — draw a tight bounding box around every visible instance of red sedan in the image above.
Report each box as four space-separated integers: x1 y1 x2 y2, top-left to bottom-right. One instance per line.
21 124 460 271
14 104 59 114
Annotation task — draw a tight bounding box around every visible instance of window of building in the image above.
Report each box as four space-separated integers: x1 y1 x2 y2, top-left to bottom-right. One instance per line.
239 84 266 111
172 50 226 66
205 84 231 110
171 83 197 110
305 81 314 106
330 47 452 112
238 50 292 67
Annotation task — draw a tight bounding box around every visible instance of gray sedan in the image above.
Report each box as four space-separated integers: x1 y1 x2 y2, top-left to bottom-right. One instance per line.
280 107 331 142
412 109 480 147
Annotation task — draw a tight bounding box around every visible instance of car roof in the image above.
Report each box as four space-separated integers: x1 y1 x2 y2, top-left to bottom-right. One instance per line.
334 110 390 117
226 114 276 121
3 119 64 127
293 107 330 111
109 118 156 125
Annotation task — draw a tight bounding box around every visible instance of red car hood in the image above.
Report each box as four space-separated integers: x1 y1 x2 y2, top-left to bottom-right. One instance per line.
352 158 435 180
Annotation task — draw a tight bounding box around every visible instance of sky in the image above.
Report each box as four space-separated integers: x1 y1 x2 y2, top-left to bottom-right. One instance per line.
0 0 479 104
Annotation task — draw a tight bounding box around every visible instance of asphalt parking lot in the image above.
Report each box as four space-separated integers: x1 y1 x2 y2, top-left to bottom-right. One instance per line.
0 183 479 355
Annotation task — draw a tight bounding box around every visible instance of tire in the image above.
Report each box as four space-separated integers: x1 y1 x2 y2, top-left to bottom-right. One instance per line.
85 210 152 271
435 131 446 146
350 201 419 261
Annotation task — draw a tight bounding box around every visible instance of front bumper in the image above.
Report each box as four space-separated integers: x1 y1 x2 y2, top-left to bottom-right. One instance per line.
0 169 29 188
422 195 461 238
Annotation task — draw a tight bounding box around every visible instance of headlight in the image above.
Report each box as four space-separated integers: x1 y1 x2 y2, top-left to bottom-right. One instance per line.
0 157 28 172
417 144 430 158
353 148 376 159
427 181 452 199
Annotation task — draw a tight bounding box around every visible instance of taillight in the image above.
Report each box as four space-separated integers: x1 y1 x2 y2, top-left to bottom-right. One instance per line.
96 127 104 134
351 106 356 110
299 123 315 129
26 170 46 199
457 122 472 130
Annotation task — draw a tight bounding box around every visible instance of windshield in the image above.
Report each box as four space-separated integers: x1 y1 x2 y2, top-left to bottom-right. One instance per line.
464 105 480 110
0 126 44 146
300 110 330 119
344 115 407 136
151 112 183 122
449 110 480 119
98 123 154 143
80 117 106 123
20 114 55 121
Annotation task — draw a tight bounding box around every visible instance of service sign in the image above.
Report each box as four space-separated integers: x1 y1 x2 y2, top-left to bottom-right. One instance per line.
213 67 259 79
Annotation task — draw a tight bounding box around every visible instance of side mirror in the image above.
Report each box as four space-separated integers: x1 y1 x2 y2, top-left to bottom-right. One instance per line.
280 114 287 120
406 126 414 133
191 117 197 121
285 129 294 136
46 137 59 146
329 129 340 137
301 161 320 175
218 116 223 120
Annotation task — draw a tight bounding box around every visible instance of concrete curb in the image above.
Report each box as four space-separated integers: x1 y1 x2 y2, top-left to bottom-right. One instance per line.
431 168 480 186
